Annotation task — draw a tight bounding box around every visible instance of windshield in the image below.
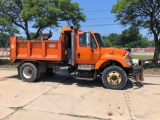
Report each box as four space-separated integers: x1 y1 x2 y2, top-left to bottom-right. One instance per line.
94 33 106 47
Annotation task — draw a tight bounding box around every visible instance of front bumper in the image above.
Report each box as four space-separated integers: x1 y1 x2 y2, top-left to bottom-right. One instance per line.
129 64 144 81
132 65 141 76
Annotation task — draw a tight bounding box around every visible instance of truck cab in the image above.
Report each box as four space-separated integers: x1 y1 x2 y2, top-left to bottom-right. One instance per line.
10 26 143 89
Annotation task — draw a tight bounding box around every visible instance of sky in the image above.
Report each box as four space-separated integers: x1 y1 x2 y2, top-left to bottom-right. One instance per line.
51 0 125 39
21 0 150 40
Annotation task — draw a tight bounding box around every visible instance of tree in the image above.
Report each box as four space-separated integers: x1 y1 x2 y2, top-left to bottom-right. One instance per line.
112 0 160 59
0 14 19 47
120 27 140 47
0 33 10 47
103 27 152 48
103 36 112 47
103 33 121 47
0 17 19 35
120 27 150 48
0 0 85 40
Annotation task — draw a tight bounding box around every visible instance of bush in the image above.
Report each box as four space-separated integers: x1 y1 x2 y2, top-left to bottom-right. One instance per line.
143 62 160 69
0 59 10 65
0 59 18 67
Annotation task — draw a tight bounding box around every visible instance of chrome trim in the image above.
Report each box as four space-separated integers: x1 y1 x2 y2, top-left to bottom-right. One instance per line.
71 29 75 65
123 52 129 59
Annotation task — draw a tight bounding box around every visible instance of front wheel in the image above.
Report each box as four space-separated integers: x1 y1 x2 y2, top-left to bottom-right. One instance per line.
102 66 127 89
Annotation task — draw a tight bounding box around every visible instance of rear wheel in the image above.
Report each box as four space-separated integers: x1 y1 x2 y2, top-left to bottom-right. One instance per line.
19 62 38 82
102 66 127 89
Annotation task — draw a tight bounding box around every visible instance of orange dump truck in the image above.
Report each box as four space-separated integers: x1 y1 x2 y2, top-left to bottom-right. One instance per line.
10 26 143 89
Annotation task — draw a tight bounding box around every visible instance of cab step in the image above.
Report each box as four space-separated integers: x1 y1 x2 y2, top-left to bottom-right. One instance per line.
75 77 94 81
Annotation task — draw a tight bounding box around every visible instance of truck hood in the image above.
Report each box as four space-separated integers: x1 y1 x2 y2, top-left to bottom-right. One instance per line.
100 48 128 59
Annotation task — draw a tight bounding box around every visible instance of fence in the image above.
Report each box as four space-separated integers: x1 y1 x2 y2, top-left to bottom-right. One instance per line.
0 48 10 59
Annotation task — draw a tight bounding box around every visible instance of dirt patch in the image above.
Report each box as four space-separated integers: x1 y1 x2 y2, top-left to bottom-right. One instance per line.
144 68 160 75
0 64 18 68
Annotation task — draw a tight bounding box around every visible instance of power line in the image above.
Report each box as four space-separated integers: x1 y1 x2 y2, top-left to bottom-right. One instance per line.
81 24 119 27
27 23 119 27
86 17 115 20
85 20 115 23
83 9 109 12
84 12 109 15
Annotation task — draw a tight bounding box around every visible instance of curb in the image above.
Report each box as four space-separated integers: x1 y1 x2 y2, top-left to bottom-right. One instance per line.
0 68 17 71
144 74 160 77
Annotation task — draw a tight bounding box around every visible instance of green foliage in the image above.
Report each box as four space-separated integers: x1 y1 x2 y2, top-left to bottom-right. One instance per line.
103 26 152 48
148 40 155 47
18 36 27 40
0 59 10 65
132 55 153 59
120 27 139 47
0 59 18 67
103 33 121 47
112 0 160 58
0 0 86 40
103 37 112 47
0 33 10 47
120 27 151 48
144 62 160 69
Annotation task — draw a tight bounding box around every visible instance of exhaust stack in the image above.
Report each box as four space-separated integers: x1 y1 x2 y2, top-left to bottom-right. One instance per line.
71 29 75 66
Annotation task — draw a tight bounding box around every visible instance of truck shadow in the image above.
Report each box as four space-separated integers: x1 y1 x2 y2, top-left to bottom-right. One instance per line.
38 74 138 90
39 75 104 88
124 79 144 90
5 74 150 90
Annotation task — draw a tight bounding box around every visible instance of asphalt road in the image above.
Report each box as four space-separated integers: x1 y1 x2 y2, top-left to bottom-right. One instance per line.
0 69 160 120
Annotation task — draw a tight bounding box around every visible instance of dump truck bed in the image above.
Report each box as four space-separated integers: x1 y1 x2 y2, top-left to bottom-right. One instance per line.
10 36 64 62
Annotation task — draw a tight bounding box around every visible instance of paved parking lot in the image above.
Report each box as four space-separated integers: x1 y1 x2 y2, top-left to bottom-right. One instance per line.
0 69 160 120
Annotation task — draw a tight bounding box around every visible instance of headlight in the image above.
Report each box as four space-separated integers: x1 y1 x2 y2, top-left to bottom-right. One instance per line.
124 60 132 66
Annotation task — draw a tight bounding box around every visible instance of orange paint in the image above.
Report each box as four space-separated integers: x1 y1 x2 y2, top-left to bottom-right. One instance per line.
10 26 131 69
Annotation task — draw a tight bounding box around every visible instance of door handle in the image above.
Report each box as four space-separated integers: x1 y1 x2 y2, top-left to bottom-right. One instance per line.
77 53 80 58
91 49 94 52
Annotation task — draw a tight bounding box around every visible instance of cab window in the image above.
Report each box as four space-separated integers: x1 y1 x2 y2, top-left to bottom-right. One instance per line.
79 33 97 48
79 33 86 46
90 34 97 48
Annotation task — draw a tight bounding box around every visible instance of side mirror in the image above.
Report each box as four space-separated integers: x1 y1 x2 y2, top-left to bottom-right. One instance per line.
86 32 91 47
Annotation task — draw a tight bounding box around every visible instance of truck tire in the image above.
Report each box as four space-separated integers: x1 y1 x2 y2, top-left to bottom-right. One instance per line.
102 66 127 89
19 62 38 82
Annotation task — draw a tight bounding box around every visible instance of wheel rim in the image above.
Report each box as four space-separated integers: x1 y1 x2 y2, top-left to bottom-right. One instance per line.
107 71 122 85
23 67 33 79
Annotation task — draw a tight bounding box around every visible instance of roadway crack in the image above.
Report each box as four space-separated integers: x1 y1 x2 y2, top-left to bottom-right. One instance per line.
60 113 112 120
123 90 135 120
1 77 71 120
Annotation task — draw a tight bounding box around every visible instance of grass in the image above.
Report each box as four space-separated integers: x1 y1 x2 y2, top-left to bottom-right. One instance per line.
132 55 153 59
0 59 18 68
0 59 11 65
144 68 160 75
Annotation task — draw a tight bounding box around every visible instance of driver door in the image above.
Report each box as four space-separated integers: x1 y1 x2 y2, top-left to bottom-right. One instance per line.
76 32 100 64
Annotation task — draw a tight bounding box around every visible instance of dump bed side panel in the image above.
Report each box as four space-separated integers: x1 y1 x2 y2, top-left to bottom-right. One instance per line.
10 36 64 62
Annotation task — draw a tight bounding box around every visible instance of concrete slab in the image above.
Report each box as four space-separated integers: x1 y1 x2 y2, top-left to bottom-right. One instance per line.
0 107 14 119
0 70 17 78
0 71 53 107
6 110 94 120
0 70 71 108
25 79 131 120
0 80 52 107
1 69 160 120
125 76 160 120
